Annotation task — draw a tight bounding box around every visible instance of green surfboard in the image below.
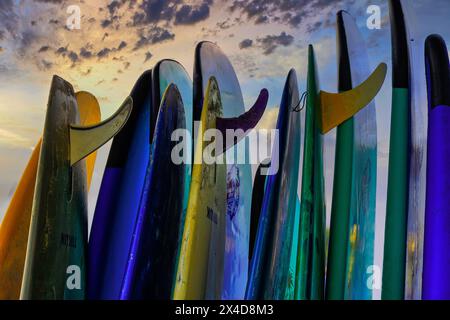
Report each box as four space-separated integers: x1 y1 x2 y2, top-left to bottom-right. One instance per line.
295 45 326 300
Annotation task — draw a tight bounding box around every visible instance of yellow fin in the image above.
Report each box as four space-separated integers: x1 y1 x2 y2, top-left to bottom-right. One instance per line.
319 63 387 134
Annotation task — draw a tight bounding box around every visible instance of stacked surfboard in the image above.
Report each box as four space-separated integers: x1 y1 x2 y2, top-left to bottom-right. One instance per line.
2 1 450 301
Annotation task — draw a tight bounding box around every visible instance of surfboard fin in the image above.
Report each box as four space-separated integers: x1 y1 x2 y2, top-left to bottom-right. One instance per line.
70 96 133 166
216 88 269 153
319 62 387 134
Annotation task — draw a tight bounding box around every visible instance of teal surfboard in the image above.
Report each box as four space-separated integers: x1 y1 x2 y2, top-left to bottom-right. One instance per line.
326 11 378 300
295 46 326 301
246 69 301 300
382 0 410 300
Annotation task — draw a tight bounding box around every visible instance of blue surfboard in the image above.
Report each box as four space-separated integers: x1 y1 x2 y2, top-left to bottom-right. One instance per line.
120 84 186 300
88 71 153 300
246 69 301 300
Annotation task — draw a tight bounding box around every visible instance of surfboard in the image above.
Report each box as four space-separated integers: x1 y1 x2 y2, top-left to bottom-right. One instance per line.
194 42 253 300
295 46 326 301
88 71 153 300
20 76 130 300
152 60 194 297
121 84 186 300
422 34 450 300
0 92 100 300
382 0 411 300
246 69 301 300
326 11 378 300
400 0 428 300
285 196 300 300
174 76 267 300
173 77 227 300
249 162 269 263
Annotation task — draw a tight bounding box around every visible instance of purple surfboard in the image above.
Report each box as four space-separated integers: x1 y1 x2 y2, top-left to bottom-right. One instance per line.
423 34 450 300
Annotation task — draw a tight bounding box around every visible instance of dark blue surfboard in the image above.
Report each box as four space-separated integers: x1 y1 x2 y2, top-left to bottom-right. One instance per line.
121 84 186 300
88 71 153 300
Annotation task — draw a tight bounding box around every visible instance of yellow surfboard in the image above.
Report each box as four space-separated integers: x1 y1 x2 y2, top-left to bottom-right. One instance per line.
0 91 100 300
174 77 227 300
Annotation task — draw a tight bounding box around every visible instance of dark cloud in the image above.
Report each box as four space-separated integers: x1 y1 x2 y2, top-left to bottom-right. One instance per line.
228 0 348 28
101 19 113 28
132 0 177 26
107 0 123 16
134 26 175 50
56 46 68 55
131 0 211 26
174 2 211 25
0 30 5 41
80 47 93 59
55 46 79 63
117 41 127 50
144 51 153 62
33 0 65 3
256 31 294 55
38 45 50 53
0 0 18 34
68 51 78 63
239 39 253 49
255 15 269 24
97 48 112 59
216 18 234 30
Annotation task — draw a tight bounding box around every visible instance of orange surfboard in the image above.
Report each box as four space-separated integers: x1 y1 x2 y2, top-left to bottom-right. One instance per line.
0 91 100 299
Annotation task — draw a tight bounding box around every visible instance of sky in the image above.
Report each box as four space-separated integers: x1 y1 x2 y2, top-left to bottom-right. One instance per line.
1 0 450 299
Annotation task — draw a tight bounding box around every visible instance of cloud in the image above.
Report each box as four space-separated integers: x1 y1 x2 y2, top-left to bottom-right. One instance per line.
132 0 177 26
117 41 127 50
80 46 93 59
228 0 350 29
97 47 112 59
0 128 31 148
144 51 153 62
174 2 211 25
256 31 294 55
38 45 50 53
256 107 279 131
0 0 18 33
55 46 79 63
134 26 175 50
40 59 53 70
239 39 253 49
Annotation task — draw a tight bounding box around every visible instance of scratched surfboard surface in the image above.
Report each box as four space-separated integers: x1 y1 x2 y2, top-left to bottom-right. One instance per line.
20 76 88 300
195 42 251 300
401 0 428 300
173 78 227 300
340 12 378 300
